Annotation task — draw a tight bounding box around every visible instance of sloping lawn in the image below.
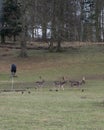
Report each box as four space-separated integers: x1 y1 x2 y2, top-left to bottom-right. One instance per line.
0 45 104 130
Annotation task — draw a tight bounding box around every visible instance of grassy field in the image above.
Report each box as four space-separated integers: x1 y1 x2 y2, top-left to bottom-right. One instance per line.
0 44 104 130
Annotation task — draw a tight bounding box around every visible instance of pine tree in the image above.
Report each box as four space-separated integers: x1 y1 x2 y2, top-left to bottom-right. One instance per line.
0 0 22 43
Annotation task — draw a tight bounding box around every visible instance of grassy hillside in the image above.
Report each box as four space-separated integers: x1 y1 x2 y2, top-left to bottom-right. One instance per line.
0 44 104 81
0 45 104 130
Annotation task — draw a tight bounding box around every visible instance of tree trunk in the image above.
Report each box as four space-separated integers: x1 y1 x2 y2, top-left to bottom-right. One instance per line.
13 35 16 42
20 40 27 57
56 39 61 52
49 39 54 52
19 26 28 57
42 22 47 40
1 34 5 44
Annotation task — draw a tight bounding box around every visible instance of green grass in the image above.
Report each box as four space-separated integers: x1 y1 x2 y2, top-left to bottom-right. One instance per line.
0 45 104 130
0 84 104 130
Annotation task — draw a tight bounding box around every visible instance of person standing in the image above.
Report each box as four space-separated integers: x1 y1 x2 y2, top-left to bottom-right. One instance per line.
11 64 17 77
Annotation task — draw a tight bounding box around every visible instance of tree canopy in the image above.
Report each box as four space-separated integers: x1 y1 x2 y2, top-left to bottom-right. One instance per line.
0 0 22 43
0 0 104 54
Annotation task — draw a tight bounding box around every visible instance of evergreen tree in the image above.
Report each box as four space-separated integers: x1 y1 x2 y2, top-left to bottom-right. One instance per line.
0 0 22 43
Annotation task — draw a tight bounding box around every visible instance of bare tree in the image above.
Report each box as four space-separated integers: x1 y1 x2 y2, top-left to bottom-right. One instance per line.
19 0 32 57
17 0 104 55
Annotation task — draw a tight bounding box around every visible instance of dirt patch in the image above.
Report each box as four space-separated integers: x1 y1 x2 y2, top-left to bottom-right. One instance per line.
0 41 104 50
